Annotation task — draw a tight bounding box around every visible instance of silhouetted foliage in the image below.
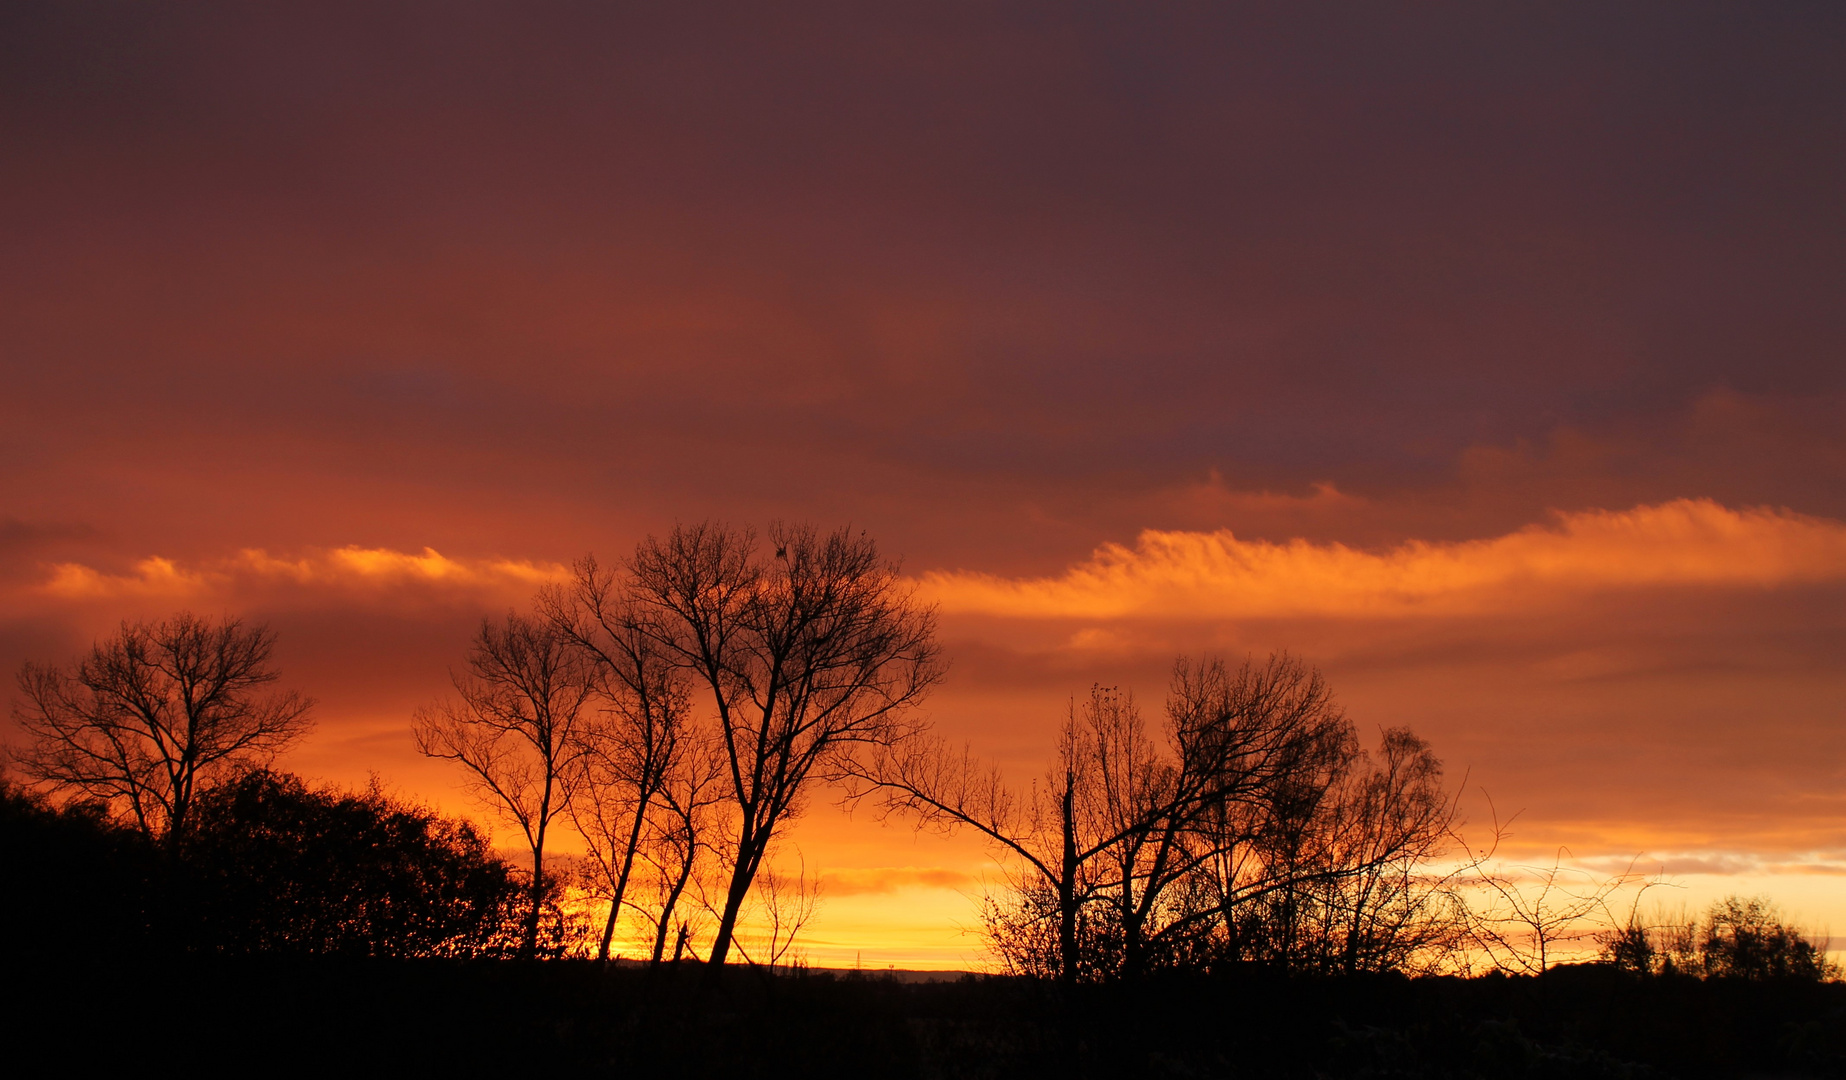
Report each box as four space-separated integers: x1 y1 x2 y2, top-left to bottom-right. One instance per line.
1599 895 1838 981
1698 896 1837 981
180 770 556 957
1 767 560 960
619 521 942 966
11 612 314 845
0 779 155 960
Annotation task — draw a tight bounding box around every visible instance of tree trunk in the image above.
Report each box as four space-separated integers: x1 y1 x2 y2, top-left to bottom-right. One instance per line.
705 834 760 966
524 819 548 960
652 837 698 963
1058 771 1079 985
597 799 653 961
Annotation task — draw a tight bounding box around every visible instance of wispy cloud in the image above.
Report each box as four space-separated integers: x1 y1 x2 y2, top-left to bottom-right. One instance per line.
820 867 978 897
1575 852 1846 879
38 546 566 602
920 500 1846 620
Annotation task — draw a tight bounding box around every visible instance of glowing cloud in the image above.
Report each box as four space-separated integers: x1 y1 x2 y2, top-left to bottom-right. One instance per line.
919 500 1846 620
38 546 566 602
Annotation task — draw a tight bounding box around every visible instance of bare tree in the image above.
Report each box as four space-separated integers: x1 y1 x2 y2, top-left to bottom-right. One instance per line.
11 612 314 846
854 684 1190 983
541 559 693 961
637 731 730 964
735 852 824 973
1455 837 1646 975
852 653 1458 982
414 611 593 959
855 711 1091 981
1227 726 1460 974
623 521 941 967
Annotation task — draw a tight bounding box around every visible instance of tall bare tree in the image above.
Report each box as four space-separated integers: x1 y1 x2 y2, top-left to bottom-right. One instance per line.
851 686 1126 984
637 731 730 964
624 521 941 966
414 611 593 959
852 653 1457 981
540 558 694 961
11 612 314 846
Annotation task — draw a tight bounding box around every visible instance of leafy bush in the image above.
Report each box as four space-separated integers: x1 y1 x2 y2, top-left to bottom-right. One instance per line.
181 770 573 957
1698 896 1837 981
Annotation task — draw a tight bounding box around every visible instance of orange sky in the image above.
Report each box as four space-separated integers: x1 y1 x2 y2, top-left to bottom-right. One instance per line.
3 3 1844 966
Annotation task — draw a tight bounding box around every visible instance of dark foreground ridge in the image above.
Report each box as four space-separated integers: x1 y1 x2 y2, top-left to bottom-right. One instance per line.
12 957 1842 1078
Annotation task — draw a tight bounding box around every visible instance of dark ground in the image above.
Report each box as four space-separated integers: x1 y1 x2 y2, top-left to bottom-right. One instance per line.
9 957 1842 1078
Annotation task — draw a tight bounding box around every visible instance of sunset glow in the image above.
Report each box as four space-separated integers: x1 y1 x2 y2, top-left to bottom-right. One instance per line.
5 4 1843 975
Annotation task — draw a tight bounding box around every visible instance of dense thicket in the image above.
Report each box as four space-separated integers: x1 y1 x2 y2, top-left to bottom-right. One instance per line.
1 781 155 961
178 770 568 957
1 771 543 958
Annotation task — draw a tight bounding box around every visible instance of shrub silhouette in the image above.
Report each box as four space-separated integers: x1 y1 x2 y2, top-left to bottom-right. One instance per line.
0 780 155 959
1698 895 1837 981
180 770 552 957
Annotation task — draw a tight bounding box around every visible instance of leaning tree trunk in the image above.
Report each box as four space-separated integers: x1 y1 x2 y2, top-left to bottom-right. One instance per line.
597 799 652 961
1058 772 1079 985
652 834 699 963
705 828 764 967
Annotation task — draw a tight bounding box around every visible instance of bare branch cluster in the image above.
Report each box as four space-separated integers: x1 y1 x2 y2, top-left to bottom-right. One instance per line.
850 654 1458 981
417 521 939 966
616 521 940 966
413 612 595 959
11 612 314 845
1453 840 1654 975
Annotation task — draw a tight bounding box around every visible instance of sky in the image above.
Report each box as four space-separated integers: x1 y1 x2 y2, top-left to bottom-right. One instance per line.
3 2 1844 968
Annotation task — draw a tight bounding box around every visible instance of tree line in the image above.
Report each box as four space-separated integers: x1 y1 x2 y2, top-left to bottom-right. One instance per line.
6 521 1837 982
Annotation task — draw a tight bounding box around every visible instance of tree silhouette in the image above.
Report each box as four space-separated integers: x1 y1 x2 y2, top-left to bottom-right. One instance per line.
622 521 941 967
635 730 729 964
11 613 314 846
853 654 1457 981
415 612 593 959
1458 847 1643 975
1699 896 1836 980
539 560 695 962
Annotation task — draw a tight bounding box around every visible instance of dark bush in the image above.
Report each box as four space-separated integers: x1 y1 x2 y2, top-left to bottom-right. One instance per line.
1698 896 1837 981
0 780 155 959
180 770 561 957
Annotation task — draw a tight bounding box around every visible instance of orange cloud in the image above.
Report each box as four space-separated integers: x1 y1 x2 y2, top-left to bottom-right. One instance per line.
37 546 566 602
820 867 979 897
919 499 1846 620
